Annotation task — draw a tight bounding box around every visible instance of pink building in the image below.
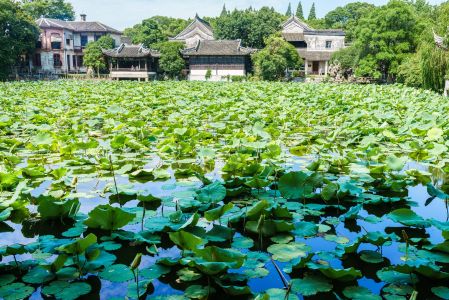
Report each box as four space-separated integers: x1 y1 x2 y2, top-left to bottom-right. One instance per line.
33 15 122 74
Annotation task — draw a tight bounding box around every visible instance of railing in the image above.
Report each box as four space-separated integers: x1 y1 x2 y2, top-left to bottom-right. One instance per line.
111 68 150 72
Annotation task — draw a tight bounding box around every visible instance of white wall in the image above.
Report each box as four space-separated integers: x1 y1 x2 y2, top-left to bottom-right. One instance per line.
304 35 345 51
189 69 246 81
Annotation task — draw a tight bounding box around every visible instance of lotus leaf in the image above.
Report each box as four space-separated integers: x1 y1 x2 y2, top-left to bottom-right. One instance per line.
84 205 136 230
291 275 333 296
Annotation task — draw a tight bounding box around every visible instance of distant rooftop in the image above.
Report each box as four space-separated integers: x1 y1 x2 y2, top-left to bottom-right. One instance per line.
102 44 160 58
36 17 122 35
182 40 256 56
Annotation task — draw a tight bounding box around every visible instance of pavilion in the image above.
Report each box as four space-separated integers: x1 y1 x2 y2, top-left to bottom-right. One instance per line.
102 44 160 81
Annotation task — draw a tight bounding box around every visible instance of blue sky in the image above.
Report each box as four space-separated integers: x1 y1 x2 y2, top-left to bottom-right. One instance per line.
70 0 446 30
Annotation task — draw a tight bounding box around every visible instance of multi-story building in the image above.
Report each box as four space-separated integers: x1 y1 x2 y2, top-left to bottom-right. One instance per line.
282 16 345 76
33 15 122 74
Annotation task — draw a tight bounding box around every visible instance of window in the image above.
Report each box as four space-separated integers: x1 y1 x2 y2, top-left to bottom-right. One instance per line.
81 35 88 47
33 53 41 67
36 41 42 49
79 56 84 67
53 54 62 67
66 39 71 46
51 42 61 50
325 41 332 49
94 34 103 41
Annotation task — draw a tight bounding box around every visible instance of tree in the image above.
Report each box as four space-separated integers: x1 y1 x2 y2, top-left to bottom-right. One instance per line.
296 1 304 19
248 7 284 49
397 53 423 88
220 4 228 17
308 3 316 20
21 0 75 20
215 7 283 49
325 2 375 41
286 3 292 16
149 16 190 39
419 43 449 92
153 41 185 79
354 0 418 81
83 42 106 77
252 35 303 81
123 19 166 48
0 0 39 79
330 46 360 78
96 35 116 49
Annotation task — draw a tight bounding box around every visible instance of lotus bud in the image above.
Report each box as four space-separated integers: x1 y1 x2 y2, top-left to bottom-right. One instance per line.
130 253 142 270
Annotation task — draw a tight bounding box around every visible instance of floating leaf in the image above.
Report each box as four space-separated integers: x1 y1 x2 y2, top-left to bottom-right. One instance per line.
99 264 134 283
291 275 333 296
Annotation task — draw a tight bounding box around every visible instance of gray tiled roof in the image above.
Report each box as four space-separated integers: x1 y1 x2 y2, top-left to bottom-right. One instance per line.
182 40 256 56
172 14 214 40
102 44 160 58
36 18 122 34
305 29 345 37
297 49 333 61
281 15 345 39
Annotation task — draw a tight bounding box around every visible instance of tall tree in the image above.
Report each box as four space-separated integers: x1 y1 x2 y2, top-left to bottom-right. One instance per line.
0 0 39 79
286 3 292 16
324 2 375 41
354 0 418 81
146 16 189 39
221 4 228 17
215 7 283 49
21 0 75 20
123 19 166 47
296 1 304 19
308 3 316 20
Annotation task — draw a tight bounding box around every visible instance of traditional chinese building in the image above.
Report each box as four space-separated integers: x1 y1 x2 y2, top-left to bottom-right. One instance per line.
33 15 122 74
169 14 215 48
281 16 345 76
102 44 160 81
182 40 255 81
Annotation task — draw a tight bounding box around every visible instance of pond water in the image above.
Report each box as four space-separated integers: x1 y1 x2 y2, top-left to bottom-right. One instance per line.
2 155 448 300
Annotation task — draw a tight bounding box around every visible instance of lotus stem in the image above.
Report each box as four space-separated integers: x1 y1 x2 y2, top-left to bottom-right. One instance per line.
108 155 120 206
271 258 289 289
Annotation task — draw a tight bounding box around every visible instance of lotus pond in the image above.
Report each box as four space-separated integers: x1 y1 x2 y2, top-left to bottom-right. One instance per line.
1 80 449 300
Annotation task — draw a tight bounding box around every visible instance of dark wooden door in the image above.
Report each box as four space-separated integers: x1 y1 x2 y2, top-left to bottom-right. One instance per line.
312 61 319 73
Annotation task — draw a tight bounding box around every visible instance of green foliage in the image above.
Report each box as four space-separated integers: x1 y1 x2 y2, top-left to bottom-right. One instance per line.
149 16 189 39
296 1 304 19
308 2 316 20
205 69 212 81
214 7 283 49
397 53 423 88
21 0 75 20
324 2 375 41
0 0 39 79
286 2 292 16
330 45 360 76
123 18 166 47
354 0 418 81
420 43 449 92
83 42 106 77
252 35 302 81
84 205 136 231
153 41 185 79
